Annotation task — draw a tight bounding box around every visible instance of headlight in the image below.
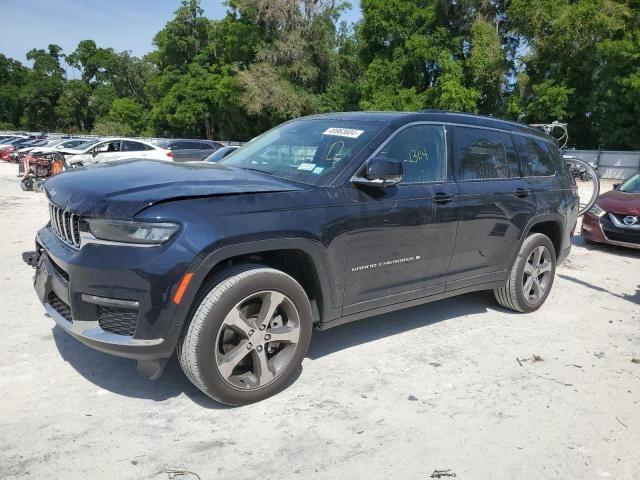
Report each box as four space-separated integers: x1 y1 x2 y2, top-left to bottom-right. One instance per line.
86 219 180 245
588 203 605 217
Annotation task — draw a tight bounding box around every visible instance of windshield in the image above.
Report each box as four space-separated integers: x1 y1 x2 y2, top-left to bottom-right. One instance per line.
619 174 640 193
44 139 66 147
205 146 237 163
219 119 386 186
74 139 99 151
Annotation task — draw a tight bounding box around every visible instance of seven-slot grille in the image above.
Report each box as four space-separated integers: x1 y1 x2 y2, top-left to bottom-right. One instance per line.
49 203 81 248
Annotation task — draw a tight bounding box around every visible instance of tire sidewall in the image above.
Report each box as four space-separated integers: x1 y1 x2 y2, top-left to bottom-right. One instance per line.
190 268 312 405
514 235 556 313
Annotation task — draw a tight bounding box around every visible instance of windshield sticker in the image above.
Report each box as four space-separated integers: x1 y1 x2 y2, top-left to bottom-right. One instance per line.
297 163 316 171
312 166 324 174
322 128 364 139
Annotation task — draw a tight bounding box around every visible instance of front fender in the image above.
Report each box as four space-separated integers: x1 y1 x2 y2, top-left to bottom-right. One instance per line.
171 237 340 332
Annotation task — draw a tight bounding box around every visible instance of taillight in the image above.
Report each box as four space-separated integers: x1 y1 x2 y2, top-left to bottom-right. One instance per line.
166 151 173 158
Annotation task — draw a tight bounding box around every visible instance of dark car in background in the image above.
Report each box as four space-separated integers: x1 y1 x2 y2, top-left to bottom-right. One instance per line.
0 136 44 162
204 145 240 162
582 173 640 249
153 139 223 162
25 111 578 405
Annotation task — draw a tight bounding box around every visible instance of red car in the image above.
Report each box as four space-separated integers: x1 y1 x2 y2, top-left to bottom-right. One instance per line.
582 173 640 249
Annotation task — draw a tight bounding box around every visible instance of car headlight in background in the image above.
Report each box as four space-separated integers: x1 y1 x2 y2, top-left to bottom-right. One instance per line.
85 219 180 245
588 203 605 217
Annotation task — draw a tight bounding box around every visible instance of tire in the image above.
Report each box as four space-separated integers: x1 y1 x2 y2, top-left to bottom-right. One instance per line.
33 179 45 193
20 177 33 191
178 264 313 405
494 233 557 313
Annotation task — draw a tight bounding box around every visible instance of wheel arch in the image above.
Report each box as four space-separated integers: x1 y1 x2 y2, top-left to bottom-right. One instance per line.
173 238 337 334
521 214 564 259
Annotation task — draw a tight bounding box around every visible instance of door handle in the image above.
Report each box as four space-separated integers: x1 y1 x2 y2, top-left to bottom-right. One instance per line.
433 193 453 204
514 187 532 198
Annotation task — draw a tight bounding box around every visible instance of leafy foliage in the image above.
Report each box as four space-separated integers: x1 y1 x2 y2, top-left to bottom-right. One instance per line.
1 0 639 148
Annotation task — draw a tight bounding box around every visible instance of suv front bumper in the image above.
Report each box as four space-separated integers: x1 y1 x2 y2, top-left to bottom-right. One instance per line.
26 226 198 373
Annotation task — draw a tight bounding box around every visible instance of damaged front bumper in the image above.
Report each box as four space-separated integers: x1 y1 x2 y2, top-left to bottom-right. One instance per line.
23 227 196 379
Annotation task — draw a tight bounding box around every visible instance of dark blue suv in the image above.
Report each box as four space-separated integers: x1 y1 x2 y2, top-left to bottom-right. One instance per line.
25 111 579 404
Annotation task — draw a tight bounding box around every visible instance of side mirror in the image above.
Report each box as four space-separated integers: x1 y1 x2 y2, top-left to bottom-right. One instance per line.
613 183 621 190
351 156 403 188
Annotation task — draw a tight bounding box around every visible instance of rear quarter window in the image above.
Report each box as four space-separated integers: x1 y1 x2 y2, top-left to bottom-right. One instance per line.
513 135 556 177
545 143 568 175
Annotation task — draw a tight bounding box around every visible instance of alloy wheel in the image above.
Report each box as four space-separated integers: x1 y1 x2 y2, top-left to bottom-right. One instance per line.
522 245 552 303
214 290 301 390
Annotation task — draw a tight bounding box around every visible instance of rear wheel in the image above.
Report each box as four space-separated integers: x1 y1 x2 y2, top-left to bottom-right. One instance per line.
494 233 556 313
178 265 313 405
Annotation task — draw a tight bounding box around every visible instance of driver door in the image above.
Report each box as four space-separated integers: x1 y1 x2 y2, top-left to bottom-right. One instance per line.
341 124 459 314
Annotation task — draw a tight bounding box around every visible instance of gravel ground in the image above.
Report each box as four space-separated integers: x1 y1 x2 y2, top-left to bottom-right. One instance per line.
1 162 639 480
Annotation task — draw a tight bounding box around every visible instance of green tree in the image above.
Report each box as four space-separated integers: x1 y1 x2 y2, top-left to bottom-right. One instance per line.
0 54 28 127
22 44 66 130
105 97 148 135
507 0 635 147
234 0 348 119
55 79 92 132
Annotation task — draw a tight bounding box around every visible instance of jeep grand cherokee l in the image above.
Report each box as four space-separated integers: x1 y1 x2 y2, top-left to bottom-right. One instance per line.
24 111 579 405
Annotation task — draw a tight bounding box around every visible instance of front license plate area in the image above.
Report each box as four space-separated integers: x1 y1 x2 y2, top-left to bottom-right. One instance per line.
34 260 51 304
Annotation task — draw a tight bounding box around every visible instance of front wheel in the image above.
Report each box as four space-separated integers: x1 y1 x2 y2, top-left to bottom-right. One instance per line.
20 177 33 191
178 265 313 405
494 233 557 313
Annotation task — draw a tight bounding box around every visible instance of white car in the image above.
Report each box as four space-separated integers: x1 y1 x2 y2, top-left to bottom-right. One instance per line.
24 138 87 155
61 138 173 166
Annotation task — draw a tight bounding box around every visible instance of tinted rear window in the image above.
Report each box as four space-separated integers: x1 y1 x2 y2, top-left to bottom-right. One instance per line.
456 127 517 180
513 135 556 177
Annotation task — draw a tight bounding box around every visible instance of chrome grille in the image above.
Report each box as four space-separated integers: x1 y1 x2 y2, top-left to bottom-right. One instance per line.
49 203 81 248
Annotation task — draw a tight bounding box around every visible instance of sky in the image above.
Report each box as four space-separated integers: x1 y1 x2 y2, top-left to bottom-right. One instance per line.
0 0 362 65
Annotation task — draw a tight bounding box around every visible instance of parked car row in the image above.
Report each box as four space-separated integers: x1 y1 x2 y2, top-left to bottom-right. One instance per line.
1 134 237 168
0 134 48 161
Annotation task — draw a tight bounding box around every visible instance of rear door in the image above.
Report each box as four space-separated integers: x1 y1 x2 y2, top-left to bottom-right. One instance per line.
121 140 158 159
342 123 459 314
184 141 205 161
169 141 199 162
92 140 123 162
447 126 538 290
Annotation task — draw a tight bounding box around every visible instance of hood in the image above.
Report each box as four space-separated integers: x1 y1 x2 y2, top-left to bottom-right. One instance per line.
597 189 640 215
45 159 305 219
58 148 88 156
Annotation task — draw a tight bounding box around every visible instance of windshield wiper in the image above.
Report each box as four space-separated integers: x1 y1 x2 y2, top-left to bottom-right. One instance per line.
241 167 273 176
